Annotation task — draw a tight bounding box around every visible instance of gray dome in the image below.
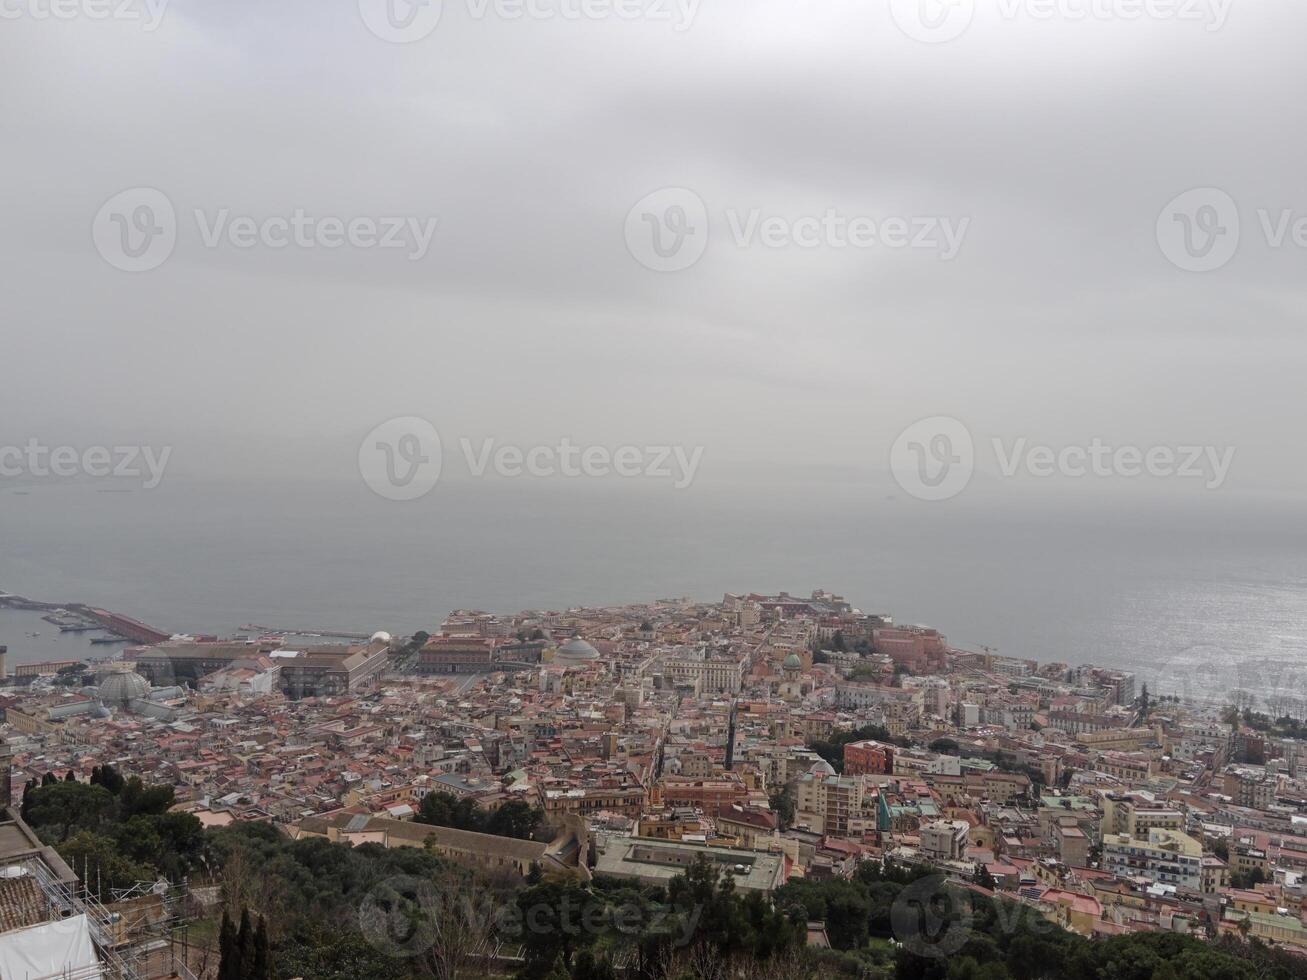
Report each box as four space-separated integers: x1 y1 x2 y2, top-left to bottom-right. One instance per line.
556 638 599 663
809 760 836 776
99 668 150 708
783 653 802 670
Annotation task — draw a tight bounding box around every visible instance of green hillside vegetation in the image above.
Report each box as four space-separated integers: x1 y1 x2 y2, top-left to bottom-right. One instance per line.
15 768 1307 979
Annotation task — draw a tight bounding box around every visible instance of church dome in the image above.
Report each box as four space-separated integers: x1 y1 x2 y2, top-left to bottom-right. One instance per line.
99 668 150 708
783 653 802 670
809 759 836 776
555 638 600 663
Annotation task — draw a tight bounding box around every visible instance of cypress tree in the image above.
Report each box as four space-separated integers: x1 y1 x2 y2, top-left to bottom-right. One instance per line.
252 916 271 980
218 912 237 980
237 908 257 980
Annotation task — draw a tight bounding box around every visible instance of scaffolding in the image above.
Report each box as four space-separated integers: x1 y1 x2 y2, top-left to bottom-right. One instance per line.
14 857 197 980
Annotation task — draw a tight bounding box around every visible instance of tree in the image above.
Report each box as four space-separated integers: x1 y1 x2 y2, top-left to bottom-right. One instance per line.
218 912 238 980
808 722 908 772
113 811 204 880
252 917 271 980
274 927 411 980
831 630 847 652
90 764 125 795
666 856 801 963
1231 868 1267 889
776 876 869 950
58 831 156 899
419 872 496 980
416 791 542 840
64 770 77 782
416 790 480 832
515 878 595 978
769 784 796 830
23 782 116 842
217 844 285 930
572 948 618 980
118 776 174 819
484 799 543 840
237 909 258 980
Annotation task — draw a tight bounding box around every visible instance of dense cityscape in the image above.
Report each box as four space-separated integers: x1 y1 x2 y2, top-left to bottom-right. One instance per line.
0 588 1304 977
5 0 1304 978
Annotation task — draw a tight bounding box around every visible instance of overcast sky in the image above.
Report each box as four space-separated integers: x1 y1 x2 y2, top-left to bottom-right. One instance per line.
2 0 1304 498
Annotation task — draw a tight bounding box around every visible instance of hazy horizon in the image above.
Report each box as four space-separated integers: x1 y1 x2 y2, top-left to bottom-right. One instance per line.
4 2 1306 707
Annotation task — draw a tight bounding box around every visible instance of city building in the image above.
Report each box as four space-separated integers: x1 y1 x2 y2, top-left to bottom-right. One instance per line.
1103 828 1204 891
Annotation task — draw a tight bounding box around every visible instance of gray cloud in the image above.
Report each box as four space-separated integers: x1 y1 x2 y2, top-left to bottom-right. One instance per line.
1 0 1304 495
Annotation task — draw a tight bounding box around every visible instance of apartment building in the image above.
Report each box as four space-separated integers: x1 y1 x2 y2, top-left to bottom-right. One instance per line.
1224 768 1276 811
1098 791 1184 839
1103 828 1204 890
921 819 970 862
843 739 895 776
796 769 866 836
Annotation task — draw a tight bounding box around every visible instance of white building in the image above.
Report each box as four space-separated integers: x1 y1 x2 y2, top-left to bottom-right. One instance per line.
1103 828 1203 891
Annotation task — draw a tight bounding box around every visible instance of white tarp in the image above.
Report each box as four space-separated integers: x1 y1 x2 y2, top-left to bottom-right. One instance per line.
0 914 102 980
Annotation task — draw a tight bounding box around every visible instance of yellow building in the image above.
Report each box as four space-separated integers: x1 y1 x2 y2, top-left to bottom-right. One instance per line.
1038 889 1103 936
